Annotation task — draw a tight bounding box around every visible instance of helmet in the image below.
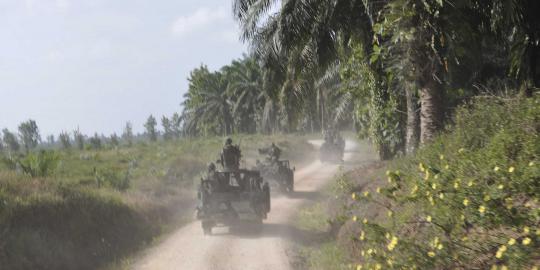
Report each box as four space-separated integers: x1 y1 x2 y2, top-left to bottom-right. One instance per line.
207 162 216 171
225 138 232 145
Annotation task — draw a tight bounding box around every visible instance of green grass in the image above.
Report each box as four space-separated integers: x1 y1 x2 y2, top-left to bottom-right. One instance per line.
0 133 316 270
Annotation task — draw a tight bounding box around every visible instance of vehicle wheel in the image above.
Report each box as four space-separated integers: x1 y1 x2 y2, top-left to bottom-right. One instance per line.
288 181 294 192
263 183 271 212
279 181 288 193
202 220 213 235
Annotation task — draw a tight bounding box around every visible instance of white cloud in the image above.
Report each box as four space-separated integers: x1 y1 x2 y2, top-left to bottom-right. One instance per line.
171 7 228 37
88 39 112 58
24 0 70 13
219 29 240 43
55 0 69 12
46 50 65 62
24 0 36 11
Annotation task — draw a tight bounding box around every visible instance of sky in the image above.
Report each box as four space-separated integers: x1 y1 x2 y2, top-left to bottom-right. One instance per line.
0 0 248 136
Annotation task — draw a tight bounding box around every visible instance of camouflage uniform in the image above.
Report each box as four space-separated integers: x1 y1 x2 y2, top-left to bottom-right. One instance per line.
220 138 241 171
269 143 281 162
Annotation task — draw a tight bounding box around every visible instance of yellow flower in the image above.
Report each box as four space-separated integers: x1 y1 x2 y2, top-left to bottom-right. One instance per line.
531 266 538 270
419 163 425 172
385 232 390 239
411 185 418 195
479 205 486 214
522 237 532 245
494 166 500 172
375 263 382 270
360 231 365 241
387 211 393 217
432 183 438 189
508 166 515 173
483 195 491 201
386 170 391 176
424 170 430 180
352 216 358 222
495 245 507 258
439 193 445 199
352 192 357 200
363 191 370 197
387 236 398 251
524 226 530 234
437 243 443 250
445 164 450 170
454 181 460 189
468 181 474 187
427 251 436 257
367 248 373 254
426 215 432 222
376 187 381 193
529 161 535 167
498 184 504 190
501 266 508 270
363 218 368 224
429 196 435 206
439 154 444 160
463 198 469 206
508 238 516 246
460 214 465 221
356 265 363 270
461 236 468 241
387 177 392 183
458 148 465 153
490 265 498 270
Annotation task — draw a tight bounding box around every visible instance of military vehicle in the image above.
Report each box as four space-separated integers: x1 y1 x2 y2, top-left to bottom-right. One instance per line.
320 130 345 163
196 169 270 234
196 138 270 235
254 158 294 192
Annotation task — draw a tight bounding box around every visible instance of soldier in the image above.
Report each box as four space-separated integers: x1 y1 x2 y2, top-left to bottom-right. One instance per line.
220 137 241 171
269 142 281 162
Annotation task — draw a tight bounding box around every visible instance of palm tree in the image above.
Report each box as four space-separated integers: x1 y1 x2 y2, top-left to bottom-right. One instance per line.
223 57 263 133
181 66 233 136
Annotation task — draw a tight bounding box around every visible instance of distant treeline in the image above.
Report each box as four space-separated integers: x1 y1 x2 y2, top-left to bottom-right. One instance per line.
0 114 182 153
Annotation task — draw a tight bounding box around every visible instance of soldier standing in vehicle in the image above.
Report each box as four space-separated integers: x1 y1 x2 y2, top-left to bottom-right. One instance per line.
220 137 241 171
269 142 281 162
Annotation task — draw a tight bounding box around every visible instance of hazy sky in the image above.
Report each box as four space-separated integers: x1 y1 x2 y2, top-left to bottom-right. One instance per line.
0 0 247 136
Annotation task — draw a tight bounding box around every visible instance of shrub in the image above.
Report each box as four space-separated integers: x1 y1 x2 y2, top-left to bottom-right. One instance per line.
18 150 60 177
94 168 130 191
347 96 539 269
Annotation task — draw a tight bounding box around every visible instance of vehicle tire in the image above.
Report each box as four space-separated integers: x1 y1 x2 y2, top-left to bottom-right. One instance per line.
286 171 294 192
263 183 271 213
202 220 213 235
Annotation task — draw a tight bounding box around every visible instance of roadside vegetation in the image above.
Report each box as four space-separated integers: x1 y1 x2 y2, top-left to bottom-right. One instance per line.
296 96 539 269
1 0 538 269
0 133 314 270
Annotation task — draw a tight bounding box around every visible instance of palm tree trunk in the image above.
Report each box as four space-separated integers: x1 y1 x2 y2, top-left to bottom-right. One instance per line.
405 85 420 153
419 78 443 144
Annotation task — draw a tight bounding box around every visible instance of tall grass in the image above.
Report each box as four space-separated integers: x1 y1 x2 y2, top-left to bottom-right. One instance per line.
0 133 315 270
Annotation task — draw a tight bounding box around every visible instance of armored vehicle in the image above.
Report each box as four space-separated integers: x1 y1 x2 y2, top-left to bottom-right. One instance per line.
196 169 270 235
320 131 345 163
254 159 294 193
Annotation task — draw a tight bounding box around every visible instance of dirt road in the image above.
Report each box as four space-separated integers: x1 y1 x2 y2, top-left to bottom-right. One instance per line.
133 140 361 270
